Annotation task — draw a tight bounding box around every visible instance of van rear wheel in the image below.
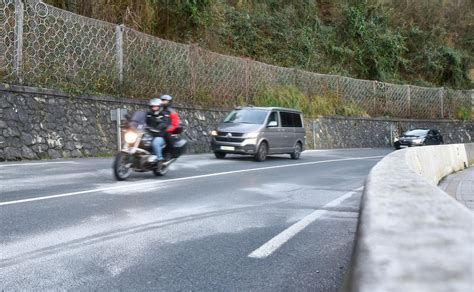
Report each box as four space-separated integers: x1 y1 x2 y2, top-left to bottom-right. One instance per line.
214 151 226 159
290 142 302 159
254 142 268 162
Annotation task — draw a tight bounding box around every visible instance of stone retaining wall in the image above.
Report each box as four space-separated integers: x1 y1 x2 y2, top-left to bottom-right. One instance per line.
307 116 473 149
0 84 228 161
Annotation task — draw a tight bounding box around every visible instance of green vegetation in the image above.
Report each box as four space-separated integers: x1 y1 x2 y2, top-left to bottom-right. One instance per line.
45 0 473 90
254 85 367 118
457 106 472 121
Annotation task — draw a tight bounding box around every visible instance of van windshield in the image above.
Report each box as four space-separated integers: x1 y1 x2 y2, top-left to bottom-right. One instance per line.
223 109 268 124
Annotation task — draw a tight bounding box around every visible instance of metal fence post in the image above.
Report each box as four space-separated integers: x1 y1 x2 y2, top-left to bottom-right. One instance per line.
439 87 444 118
471 90 474 118
312 120 319 149
188 44 197 103
373 81 377 113
13 0 24 84
245 60 250 104
390 123 393 146
116 108 121 151
293 68 298 88
115 24 124 85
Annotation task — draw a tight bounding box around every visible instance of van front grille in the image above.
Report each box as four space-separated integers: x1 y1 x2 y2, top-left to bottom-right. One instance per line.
217 132 244 137
215 137 245 143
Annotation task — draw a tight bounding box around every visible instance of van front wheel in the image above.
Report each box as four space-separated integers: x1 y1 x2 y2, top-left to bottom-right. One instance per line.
254 142 268 162
290 142 302 159
214 151 226 159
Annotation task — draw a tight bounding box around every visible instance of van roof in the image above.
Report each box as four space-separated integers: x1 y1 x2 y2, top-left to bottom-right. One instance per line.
235 106 302 113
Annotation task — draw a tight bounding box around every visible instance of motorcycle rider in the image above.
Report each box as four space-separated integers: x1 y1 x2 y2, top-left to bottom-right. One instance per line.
160 94 180 156
146 98 167 166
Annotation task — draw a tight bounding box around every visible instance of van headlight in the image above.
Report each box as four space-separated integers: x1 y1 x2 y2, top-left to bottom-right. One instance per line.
124 131 138 144
211 130 218 136
412 138 424 144
242 138 257 146
394 138 399 142
245 132 259 138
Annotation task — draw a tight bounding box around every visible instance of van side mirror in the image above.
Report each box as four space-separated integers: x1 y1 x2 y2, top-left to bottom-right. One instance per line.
268 121 278 127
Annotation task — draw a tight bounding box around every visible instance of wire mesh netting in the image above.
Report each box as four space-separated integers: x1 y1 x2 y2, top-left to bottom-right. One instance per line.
444 89 471 119
410 86 443 119
123 27 190 100
1 0 471 119
295 71 339 97
339 77 376 114
376 83 410 118
192 48 248 106
0 0 16 83
21 1 118 93
248 61 296 98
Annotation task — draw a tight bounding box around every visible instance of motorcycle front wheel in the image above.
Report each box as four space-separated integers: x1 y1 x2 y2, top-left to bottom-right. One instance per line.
113 152 133 181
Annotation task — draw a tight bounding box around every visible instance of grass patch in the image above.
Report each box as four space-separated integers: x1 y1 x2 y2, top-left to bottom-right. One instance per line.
456 106 472 120
252 85 368 118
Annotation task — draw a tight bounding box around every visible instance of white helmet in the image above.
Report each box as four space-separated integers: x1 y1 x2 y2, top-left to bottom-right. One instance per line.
160 94 173 101
149 98 162 107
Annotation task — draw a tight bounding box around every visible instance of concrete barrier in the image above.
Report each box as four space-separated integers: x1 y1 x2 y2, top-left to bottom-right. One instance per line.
348 144 474 292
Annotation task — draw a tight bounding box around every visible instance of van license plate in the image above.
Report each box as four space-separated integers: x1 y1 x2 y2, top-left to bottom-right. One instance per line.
220 146 235 151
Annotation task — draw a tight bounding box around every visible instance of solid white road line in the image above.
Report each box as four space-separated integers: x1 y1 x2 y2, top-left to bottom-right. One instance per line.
0 157 380 207
0 161 78 167
304 148 373 152
248 186 364 259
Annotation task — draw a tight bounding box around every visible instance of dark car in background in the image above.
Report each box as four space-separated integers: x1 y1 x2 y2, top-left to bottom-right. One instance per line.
394 129 444 149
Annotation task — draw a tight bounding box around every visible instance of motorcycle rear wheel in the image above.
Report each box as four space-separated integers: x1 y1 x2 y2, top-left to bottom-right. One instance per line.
113 152 133 181
153 163 169 176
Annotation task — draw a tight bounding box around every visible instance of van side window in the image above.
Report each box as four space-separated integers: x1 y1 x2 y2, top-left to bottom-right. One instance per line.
280 112 302 127
291 113 302 127
268 112 279 126
280 112 293 127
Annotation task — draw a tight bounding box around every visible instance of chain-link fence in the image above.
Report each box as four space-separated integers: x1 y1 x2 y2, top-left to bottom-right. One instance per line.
1 0 472 119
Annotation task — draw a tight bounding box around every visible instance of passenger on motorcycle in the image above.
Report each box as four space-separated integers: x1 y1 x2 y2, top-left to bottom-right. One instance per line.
146 98 167 165
160 94 180 156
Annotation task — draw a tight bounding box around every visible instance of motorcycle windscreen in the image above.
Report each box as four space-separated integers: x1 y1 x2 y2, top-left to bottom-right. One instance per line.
128 111 147 129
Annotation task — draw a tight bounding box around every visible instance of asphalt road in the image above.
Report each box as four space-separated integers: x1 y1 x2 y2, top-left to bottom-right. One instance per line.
0 148 391 291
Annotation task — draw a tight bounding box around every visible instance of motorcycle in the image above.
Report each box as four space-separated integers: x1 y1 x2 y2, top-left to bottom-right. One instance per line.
113 111 187 181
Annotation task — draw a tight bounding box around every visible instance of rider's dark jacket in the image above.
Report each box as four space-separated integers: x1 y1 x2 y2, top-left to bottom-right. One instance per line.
146 109 167 137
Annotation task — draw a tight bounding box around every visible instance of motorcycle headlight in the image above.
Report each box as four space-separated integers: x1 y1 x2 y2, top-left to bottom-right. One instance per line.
124 131 138 144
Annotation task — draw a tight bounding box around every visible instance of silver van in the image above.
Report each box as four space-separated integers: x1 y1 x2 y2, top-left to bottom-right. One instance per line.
211 106 305 161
